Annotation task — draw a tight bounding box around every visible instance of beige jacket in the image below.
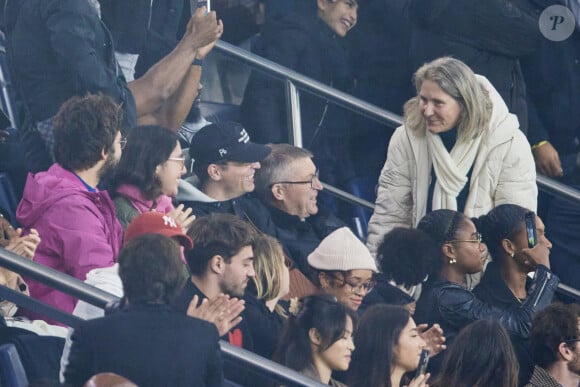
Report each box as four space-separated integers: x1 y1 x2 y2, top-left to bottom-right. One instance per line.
367 76 537 258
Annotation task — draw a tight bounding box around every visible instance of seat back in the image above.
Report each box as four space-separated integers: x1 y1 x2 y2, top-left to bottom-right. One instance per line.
0 172 18 227
0 343 28 387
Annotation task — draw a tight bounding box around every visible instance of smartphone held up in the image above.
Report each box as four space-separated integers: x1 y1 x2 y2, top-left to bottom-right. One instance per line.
191 0 211 14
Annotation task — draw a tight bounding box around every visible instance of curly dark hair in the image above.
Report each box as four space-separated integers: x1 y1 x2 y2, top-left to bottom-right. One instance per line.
110 125 179 201
378 227 441 287
530 303 580 369
53 93 122 171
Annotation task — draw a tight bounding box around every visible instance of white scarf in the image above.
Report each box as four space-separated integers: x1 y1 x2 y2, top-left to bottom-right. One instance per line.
427 131 483 211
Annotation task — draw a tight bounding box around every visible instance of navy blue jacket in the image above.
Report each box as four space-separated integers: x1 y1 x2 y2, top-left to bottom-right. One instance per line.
4 0 136 129
64 304 223 387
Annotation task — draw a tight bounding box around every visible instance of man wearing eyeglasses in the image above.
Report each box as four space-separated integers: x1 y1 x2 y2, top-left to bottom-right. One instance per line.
177 121 276 234
525 303 580 387
254 143 346 282
15 94 124 323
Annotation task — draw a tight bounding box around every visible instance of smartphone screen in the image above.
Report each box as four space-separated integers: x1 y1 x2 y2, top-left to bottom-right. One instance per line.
191 0 210 14
524 211 537 248
415 349 429 379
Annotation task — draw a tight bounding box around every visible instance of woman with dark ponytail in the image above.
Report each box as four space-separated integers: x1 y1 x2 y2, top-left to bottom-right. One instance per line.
474 204 556 384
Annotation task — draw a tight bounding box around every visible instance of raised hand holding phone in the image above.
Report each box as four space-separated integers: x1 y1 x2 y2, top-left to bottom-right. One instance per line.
191 0 211 14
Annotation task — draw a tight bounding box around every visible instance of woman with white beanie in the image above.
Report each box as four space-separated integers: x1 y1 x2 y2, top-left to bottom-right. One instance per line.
308 227 378 311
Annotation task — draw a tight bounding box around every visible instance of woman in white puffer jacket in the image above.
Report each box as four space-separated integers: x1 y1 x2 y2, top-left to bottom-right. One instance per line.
367 57 537 260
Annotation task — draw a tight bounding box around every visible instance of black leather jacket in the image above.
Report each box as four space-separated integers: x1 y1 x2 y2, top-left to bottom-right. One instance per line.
415 265 559 345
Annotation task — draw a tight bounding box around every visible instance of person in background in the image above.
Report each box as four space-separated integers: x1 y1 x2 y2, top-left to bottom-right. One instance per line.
368 227 441 313
414 209 559 375
0 211 41 318
431 320 519 387
16 94 124 320
347 304 430 387
525 303 580 387
307 227 377 312
274 294 357 387
173 213 256 385
367 57 537 262
109 125 195 230
241 0 359 205
5 0 222 172
243 234 290 359
254 144 344 282
474 204 555 384
177 121 274 234
64 234 223 387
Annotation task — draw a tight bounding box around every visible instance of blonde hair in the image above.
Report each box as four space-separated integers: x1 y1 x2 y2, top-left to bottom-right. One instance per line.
403 57 493 143
251 234 288 318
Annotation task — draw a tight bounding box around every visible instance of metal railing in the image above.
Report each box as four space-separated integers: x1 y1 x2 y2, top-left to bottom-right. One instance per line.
214 40 580 205
0 247 326 387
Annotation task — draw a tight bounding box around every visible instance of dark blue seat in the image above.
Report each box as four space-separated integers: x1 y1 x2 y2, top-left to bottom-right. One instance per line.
0 172 18 227
199 101 240 123
0 343 28 387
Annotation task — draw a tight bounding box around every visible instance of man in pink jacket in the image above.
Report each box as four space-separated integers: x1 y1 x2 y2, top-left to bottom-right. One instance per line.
16 94 124 321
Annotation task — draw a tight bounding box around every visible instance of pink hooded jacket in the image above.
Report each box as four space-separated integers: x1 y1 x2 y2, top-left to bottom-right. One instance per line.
16 164 122 319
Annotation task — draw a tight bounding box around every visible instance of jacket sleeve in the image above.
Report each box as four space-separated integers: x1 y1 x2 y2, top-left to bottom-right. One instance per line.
409 0 543 58
494 130 538 212
366 126 414 258
44 200 117 281
437 265 559 338
63 324 93 387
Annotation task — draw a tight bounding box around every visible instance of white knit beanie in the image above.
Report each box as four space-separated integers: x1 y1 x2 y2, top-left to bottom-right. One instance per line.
308 227 378 272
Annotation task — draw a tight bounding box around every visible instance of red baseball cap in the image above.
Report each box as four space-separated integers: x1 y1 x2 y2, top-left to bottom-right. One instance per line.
124 212 194 250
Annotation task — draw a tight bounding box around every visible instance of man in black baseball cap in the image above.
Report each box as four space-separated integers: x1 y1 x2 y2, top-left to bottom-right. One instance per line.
177 121 276 233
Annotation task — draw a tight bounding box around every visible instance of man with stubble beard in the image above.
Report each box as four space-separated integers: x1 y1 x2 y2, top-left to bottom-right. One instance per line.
16 94 125 321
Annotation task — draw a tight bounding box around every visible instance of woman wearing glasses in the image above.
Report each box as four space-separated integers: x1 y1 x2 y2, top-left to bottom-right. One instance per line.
413 209 559 375
109 125 195 231
307 227 378 312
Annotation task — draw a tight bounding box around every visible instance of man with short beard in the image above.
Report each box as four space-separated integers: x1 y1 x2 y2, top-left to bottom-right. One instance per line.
16 94 124 322
526 303 580 387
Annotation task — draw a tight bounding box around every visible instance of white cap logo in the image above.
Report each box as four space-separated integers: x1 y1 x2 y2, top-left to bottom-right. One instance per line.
162 215 177 228
218 148 228 157
238 129 250 144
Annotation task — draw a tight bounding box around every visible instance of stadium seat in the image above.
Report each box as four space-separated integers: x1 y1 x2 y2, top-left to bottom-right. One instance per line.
0 343 28 387
0 172 18 227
